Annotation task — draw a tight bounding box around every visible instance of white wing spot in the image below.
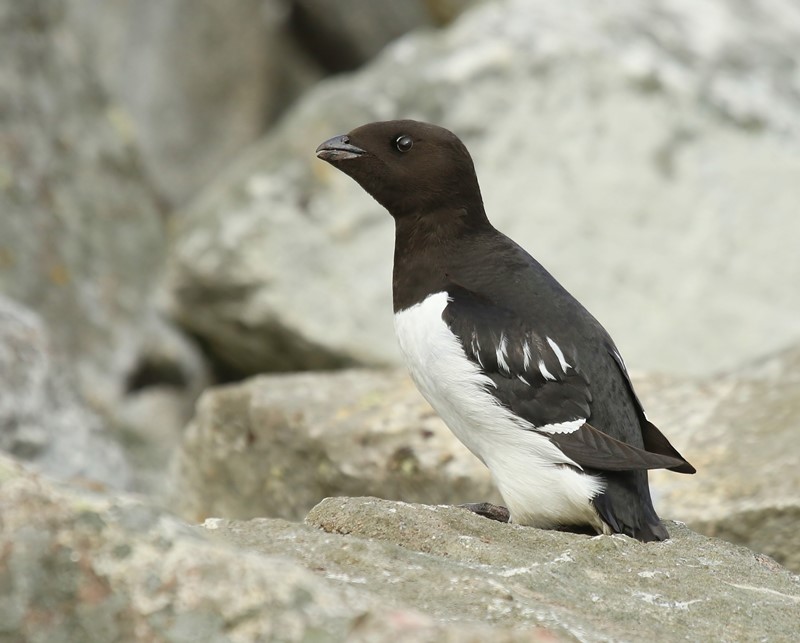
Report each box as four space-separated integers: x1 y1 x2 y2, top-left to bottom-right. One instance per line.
497 333 510 374
612 348 626 373
523 340 532 371
517 375 531 386
546 337 571 373
471 332 481 358
538 360 557 381
535 419 585 434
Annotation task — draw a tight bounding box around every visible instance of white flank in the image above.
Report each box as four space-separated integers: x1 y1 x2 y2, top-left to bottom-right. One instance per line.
394 292 604 530
546 337 571 372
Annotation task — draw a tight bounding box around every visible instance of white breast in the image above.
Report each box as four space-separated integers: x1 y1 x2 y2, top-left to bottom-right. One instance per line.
393 291 605 529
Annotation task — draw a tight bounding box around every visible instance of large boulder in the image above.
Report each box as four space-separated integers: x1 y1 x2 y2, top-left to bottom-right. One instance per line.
170 368 499 522
65 0 320 206
4 453 799 642
65 0 485 205
0 0 167 411
167 0 800 379
171 342 800 571
0 0 208 490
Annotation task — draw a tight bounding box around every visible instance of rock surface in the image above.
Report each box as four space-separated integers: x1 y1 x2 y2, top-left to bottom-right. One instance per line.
167 0 800 378
65 0 485 205
172 342 800 572
292 496 800 641
0 0 212 493
66 0 319 206
643 343 800 574
0 297 130 489
0 455 450 643
0 0 182 417
290 0 432 73
170 368 499 523
3 453 799 642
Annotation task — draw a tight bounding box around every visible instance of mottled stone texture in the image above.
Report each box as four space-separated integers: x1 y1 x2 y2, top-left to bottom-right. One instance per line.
0 0 165 411
2 454 799 642
170 369 499 523
0 0 208 492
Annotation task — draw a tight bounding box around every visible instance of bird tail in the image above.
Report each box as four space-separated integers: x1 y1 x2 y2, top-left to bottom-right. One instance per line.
592 470 669 542
641 420 695 474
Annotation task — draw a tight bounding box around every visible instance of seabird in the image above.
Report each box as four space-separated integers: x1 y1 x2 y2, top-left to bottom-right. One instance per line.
316 120 694 541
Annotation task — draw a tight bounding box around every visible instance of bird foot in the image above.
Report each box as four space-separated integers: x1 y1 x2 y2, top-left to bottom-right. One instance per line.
458 502 510 523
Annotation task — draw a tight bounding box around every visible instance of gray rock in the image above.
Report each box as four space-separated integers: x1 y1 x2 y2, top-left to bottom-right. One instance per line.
290 0 492 73
66 0 320 206
171 342 800 572
3 452 799 642
290 0 432 72
214 496 800 642
0 0 210 492
113 313 211 495
167 0 800 378
0 0 167 413
643 344 800 573
170 368 499 522
0 453 456 643
0 452 590 643
0 296 131 488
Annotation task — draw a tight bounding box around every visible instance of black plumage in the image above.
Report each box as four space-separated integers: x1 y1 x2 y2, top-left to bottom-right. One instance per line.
316 119 694 542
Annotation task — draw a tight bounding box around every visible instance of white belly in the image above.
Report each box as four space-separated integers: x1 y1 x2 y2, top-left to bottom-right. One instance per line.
393 292 605 529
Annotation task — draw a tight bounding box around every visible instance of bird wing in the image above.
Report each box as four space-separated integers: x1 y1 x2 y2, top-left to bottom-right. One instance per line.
606 346 696 474
441 285 688 472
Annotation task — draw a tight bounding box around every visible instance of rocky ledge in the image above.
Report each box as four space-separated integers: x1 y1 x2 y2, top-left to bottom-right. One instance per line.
171 344 800 575
2 453 799 642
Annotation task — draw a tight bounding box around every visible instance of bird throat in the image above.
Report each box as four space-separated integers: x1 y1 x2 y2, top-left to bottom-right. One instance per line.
392 208 489 311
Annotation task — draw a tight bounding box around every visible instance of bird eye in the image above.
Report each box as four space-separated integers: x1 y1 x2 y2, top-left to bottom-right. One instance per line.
394 135 413 153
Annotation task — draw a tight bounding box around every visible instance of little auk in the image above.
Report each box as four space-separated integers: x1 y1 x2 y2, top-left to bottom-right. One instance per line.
316 120 694 542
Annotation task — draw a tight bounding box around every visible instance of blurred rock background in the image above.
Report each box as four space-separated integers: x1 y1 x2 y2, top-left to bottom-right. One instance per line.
2 0 800 639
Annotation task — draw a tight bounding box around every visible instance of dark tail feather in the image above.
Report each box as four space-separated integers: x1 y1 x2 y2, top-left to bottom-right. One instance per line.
638 498 669 542
591 470 669 542
641 420 696 474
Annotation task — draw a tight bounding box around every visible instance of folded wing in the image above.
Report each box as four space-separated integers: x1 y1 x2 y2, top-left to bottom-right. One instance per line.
442 285 691 473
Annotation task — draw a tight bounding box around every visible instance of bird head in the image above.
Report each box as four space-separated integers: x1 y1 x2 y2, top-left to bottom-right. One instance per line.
316 120 484 219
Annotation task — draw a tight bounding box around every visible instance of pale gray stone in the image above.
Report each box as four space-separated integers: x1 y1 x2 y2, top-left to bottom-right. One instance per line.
171 342 800 572
218 496 800 642
0 0 167 413
3 452 798 642
65 0 319 206
0 296 131 488
0 0 210 492
170 368 499 523
644 344 800 573
167 0 800 378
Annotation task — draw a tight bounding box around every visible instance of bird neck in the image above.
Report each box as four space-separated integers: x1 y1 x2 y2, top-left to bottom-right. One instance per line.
392 206 492 311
